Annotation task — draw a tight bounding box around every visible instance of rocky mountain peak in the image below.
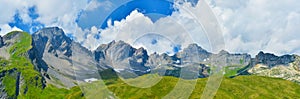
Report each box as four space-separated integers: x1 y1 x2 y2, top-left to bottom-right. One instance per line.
29 27 105 88
183 43 211 55
33 27 71 44
101 40 135 60
32 27 72 57
255 51 295 67
218 50 230 55
34 27 65 37
186 43 205 51
134 47 147 56
176 43 211 62
1 31 24 47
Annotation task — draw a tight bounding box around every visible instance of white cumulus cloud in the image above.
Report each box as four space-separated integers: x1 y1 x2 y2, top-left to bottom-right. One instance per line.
1 0 300 56
208 0 300 56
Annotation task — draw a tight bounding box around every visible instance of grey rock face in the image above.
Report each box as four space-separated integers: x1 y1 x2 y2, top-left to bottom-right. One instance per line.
246 53 300 84
295 55 300 71
216 50 251 66
254 51 295 67
2 31 23 46
30 27 105 88
94 41 214 78
0 36 3 47
147 53 174 66
129 47 149 71
31 27 72 58
94 41 149 74
0 72 8 99
93 40 300 81
0 35 10 59
176 44 211 63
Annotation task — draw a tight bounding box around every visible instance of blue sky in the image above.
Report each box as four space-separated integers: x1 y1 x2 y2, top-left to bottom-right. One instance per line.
3 0 176 33
0 0 300 56
8 6 44 33
77 0 176 30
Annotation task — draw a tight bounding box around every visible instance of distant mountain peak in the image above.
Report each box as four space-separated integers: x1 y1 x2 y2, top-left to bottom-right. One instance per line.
184 43 209 53
186 43 203 49
218 50 230 55
254 51 295 67
35 27 64 36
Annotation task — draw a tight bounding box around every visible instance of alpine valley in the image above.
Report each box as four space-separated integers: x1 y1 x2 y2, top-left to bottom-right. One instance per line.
0 27 300 98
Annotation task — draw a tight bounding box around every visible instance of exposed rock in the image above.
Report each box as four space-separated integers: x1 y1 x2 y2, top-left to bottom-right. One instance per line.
146 53 174 68
248 63 300 84
0 80 8 99
247 52 300 84
0 71 8 99
292 55 300 71
162 63 210 79
216 50 251 66
30 27 106 88
254 51 295 68
93 40 300 83
94 41 149 75
176 44 211 63
0 36 10 59
94 42 214 78
2 31 23 47
0 36 3 47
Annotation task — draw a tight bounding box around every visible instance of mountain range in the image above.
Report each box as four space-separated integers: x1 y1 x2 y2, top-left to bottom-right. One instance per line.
0 27 300 98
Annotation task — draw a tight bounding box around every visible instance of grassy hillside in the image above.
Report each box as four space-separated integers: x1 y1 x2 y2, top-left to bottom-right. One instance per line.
0 31 83 98
96 75 300 99
75 70 300 99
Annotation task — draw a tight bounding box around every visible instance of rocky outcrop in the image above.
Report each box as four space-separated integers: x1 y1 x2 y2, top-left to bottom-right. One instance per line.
215 50 251 66
30 27 107 88
292 55 300 71
247 52 300 84
94 42 214 79
0 72 8 99
94 41 149 75
0 36 3 47
253 51 295 67
175 44 211 63
92 40 300 83
146 53 174 68
0 81 7 99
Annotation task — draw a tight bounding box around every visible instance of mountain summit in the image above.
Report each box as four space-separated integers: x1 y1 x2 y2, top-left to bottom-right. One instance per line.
30 27 107 87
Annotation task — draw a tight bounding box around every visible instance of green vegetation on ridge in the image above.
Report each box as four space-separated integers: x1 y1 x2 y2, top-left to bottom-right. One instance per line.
77 70 300 99
100 75 300 99
0 31 83 98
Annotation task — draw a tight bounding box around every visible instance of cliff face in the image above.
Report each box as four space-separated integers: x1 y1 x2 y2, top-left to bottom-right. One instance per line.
92 40 300 83
93 41 252 79
253 51 295 67
30 27 107 88
175 43 211 63
248 52 300 84
94 41 150 76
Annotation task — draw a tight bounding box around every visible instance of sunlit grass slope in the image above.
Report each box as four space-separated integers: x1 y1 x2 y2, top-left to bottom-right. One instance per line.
0 31 83 98
80 71 300 99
